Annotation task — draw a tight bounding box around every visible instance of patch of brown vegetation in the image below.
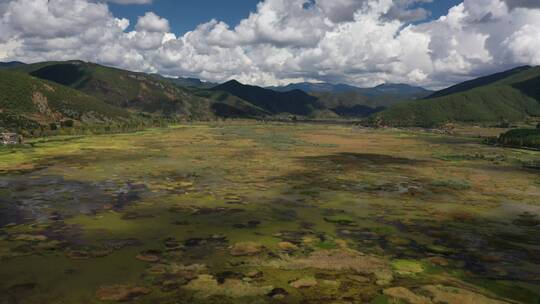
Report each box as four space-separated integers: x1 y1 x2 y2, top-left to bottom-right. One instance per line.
229 242 264 256
290 278 318 289
95 285 151 302
274 249 389 275
184 274 273 298
31 91 62 121
278 241 299 252
32 91 51 115
136 254 160 263
43 84 55 92
384 287 432 304
422 285 510 304
383 285 511 304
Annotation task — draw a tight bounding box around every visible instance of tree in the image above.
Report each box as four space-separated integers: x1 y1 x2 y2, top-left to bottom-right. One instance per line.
497 118 510 128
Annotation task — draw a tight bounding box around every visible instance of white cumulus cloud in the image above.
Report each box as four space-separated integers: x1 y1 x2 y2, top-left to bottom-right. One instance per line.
135 11 170 32
0 0 539 89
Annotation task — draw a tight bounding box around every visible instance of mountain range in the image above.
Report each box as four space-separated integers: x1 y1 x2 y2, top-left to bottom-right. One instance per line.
0 61 25 69
268 82 431 97
267 81 433 117
1 60 539 133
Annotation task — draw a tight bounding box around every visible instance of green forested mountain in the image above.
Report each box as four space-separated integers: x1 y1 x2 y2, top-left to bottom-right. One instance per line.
371 66 540 127
4 59 539 133
426 66 531 99
0 61 274 134
0 70 132 133
10 61 267 119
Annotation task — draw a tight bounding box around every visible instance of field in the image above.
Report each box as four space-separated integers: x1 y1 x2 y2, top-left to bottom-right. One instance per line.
0 122 539 304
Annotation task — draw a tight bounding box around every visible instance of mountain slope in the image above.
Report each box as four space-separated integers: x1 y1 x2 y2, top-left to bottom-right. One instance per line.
308 91 379 117
372 66 540 127
213 80 323 116
427 66 531 99
13 61 267 119
0 70 131 132
158 75 217 89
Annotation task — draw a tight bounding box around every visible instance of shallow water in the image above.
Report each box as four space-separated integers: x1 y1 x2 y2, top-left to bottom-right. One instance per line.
0 123 539 303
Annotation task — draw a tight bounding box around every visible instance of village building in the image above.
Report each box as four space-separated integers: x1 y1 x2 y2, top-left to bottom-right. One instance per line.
0 133 22 145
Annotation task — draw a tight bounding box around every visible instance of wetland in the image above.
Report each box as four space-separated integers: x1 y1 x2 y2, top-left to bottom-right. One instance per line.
0 122 539 304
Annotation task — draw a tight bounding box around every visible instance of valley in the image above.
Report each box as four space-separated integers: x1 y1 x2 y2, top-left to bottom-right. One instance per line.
0 122 539 303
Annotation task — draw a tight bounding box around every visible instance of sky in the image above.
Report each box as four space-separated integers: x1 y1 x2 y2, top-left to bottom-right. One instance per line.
107 1 462 35
1 0 540 89
108 1 262 35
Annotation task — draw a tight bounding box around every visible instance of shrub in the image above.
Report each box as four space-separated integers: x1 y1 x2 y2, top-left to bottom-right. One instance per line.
61 119 74 128
497 128 540 149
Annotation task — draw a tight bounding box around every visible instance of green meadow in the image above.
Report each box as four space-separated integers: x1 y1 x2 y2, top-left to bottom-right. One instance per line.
0 122 539 303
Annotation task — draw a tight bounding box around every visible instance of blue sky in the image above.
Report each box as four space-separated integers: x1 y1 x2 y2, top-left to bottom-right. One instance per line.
109 0 261 34
415 0 463 21
110 0 463 35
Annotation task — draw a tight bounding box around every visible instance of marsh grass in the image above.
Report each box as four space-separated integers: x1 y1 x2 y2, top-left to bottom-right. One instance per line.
0 122 539 303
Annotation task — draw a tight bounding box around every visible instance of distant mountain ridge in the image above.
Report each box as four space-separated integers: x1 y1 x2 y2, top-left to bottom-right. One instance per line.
365 83 432 98
0 61 26 69
268 81 432 97
213 80 324 116
267 82 361 93
267 81 432 117
152 74 217 89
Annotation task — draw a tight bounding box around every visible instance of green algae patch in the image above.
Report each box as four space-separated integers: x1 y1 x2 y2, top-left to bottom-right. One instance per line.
323 215 357 226
315 240 339 250
430 179 471 191
391 259 426 276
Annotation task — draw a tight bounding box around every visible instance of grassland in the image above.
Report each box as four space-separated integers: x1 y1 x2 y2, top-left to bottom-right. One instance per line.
0 122 539 303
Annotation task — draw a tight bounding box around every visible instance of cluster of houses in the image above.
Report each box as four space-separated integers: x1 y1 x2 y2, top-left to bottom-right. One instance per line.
0 133 22 145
